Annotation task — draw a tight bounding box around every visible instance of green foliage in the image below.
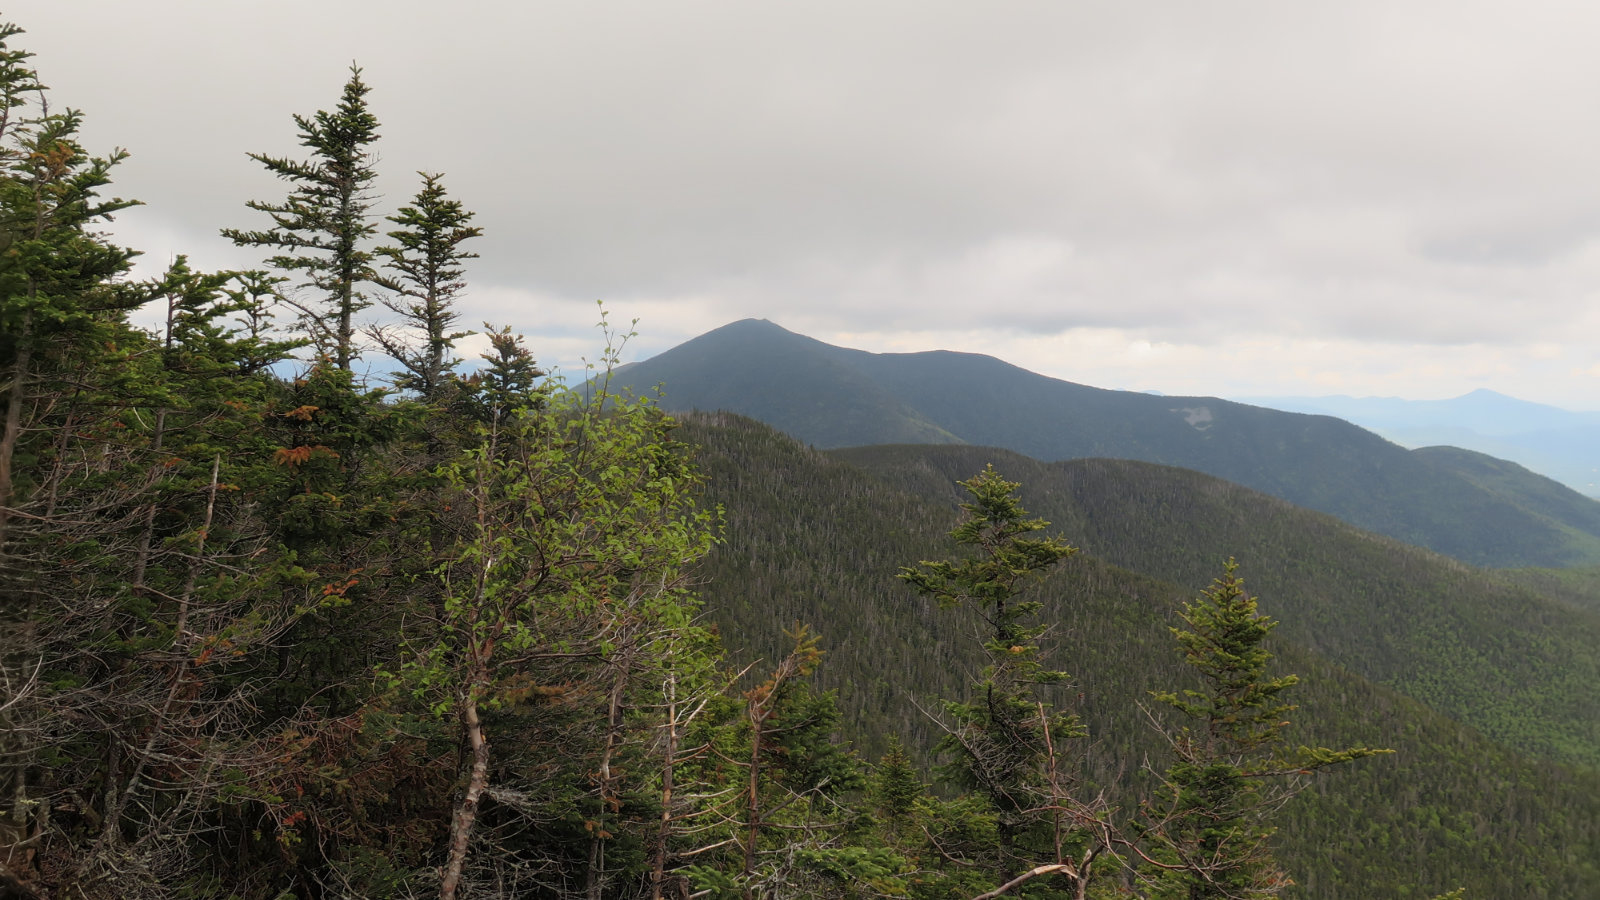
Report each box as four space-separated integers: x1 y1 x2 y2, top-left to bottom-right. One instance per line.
407 377 715 713
459 324 547 423
368 171 480 399
398 373 720 896
793 845 911 896
687 416 1600 899
841 445 1600 774
683 863 744 899
898 467 1078 806
222 65 382 369
1156 560 1297 741
1497 565 1600 616
900 465 1078 643
872 736 924 824
0 51 323 888
1141 560 1385 898
899 467 1096 892
5 13 1598 899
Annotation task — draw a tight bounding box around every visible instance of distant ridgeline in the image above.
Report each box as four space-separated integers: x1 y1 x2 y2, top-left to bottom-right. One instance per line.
619 318 1600 569
1239 389 1600 499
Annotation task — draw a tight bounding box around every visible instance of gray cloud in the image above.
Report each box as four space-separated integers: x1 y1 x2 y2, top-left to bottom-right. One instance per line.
13 0 1600 407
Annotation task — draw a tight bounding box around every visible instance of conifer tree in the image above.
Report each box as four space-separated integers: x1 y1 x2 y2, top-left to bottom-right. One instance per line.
0 47 142 553
680 626 875 900
223 66 381 369
368 171 480 399
0 25 156 893
871 736 923 827
1137 560 1385 899
464 325 547 423
900 466 1106 897
42 262 309 895
0 49 305 883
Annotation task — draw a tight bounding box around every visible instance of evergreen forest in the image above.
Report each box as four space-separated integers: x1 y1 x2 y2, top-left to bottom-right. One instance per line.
0 18 1594 900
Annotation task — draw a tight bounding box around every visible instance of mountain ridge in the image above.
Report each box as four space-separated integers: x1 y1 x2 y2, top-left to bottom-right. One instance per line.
623 319 1600 568
1238 389 1600 495
679 411 1600 899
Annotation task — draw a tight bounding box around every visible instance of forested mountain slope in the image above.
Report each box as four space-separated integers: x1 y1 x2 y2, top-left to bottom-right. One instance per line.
1413 444 1600 531
1240 389 1600 496
624 318 1600 568
1497 566 1600 617
834 443 1600 772
678 412 1600 899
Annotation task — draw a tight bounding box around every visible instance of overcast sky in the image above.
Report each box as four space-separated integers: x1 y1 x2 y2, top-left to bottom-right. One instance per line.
14 1 1600 408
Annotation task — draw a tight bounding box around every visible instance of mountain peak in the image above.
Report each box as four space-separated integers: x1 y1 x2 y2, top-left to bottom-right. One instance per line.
673 318 817 352
705 317 789 337
617 319 1600 568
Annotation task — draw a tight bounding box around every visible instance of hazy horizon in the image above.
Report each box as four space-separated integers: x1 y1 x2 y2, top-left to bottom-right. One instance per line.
13 2 1600 408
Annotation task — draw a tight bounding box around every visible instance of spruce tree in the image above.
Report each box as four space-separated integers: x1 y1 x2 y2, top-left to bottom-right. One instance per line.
871 736 923 826
223 65 381 369
1140 560 1386 899
899 466 1104 896
368 171 480 398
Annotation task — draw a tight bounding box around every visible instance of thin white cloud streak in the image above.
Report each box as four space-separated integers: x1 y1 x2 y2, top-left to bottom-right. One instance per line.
838 326 1600 411
11 1 1600 408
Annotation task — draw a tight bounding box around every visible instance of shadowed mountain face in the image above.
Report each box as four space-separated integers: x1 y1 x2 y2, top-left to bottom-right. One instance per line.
616 321 964 448
622 318 1600 568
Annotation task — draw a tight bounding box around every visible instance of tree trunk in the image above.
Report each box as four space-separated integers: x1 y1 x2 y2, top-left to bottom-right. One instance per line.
742 716 763 900
0 315 32 552
587 650 634 900
440 686 489 900
651 671 677 900
130 295 180 594
129 408 168 595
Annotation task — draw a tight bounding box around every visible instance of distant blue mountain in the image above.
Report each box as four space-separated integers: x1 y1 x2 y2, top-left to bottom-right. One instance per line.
1238 390 1600 496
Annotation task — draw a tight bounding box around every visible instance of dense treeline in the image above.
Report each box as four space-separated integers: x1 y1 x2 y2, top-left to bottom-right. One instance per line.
0 17 1577 899
1499 565 1600 617
684 415 1600 899
830 446 1600 772
0 26 745 895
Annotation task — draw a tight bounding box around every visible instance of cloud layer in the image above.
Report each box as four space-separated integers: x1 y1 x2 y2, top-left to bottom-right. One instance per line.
16 1 1600 407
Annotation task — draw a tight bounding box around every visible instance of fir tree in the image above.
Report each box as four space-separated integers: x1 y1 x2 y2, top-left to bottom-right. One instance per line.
223 65 381 369
899 466 1105 897
871 736 923 826
368 171 481 399
463 325 547 423
1139 560 1386 899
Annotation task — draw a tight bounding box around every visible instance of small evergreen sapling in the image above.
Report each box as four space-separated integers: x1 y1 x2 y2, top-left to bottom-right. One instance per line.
1139 560 1387 899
